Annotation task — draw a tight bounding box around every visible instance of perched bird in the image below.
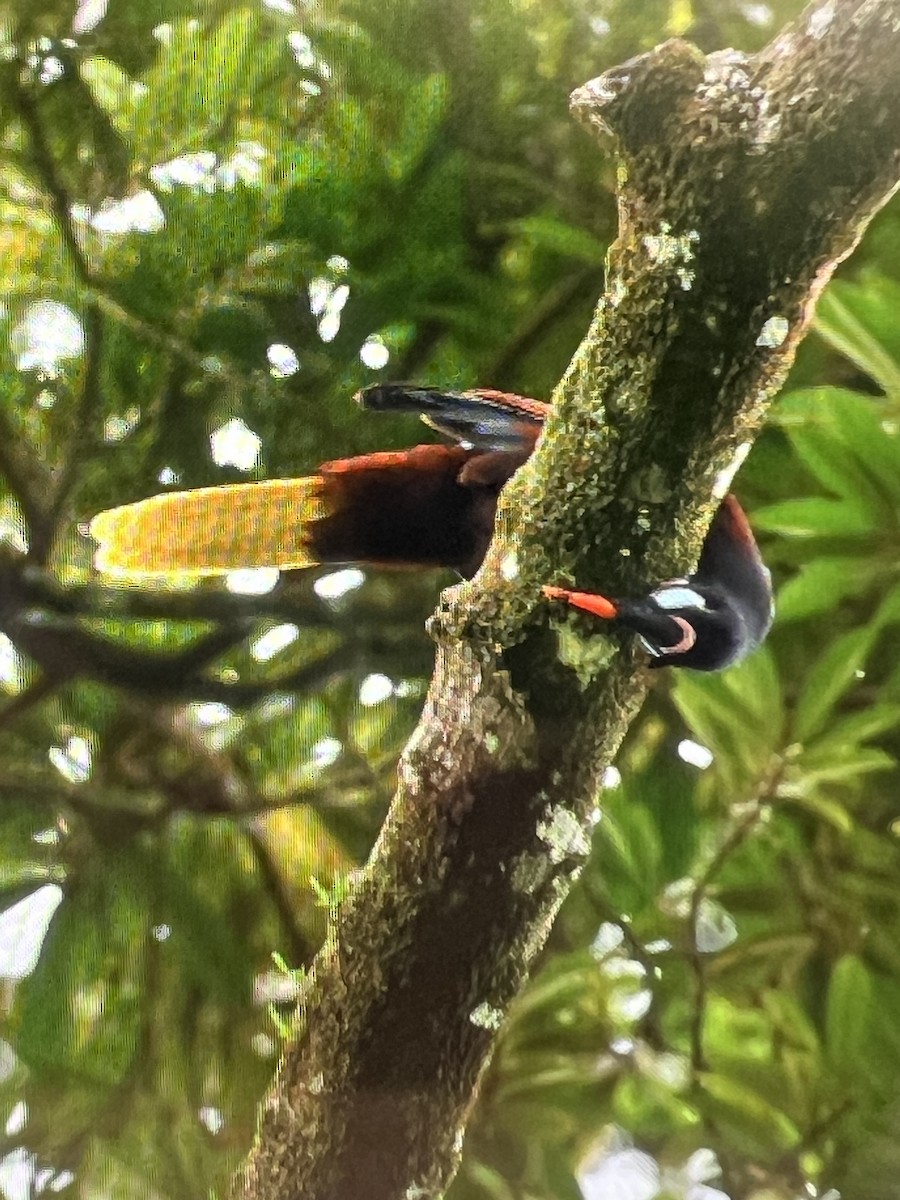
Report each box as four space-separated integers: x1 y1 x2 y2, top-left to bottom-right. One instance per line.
90 384 772 670
543 494 773 671
90 385 546 580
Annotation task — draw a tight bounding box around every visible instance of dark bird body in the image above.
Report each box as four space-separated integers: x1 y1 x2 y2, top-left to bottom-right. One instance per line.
90 383 773 671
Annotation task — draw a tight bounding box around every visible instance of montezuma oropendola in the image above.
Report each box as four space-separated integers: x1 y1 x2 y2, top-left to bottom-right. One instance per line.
90 384 773 671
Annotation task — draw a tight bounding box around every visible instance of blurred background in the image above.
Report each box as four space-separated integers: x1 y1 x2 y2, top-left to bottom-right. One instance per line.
0 0 899 1197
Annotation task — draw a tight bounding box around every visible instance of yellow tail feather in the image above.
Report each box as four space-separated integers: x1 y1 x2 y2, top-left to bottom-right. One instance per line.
90 478 325 578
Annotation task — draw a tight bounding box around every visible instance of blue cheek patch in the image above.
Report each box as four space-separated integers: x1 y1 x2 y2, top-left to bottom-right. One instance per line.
651 585 707 612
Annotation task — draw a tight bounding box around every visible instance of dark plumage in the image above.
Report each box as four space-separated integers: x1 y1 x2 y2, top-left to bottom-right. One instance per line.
91 383 773 670
544 496 773 671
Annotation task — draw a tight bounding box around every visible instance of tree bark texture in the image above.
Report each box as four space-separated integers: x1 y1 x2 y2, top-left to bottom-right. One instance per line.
231 2 900 1198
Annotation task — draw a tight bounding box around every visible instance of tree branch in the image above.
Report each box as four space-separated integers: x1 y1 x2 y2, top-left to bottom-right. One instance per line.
231 4 900 1198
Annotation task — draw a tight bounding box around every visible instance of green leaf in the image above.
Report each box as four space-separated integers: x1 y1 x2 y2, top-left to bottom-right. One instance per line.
673 647 783 790
196 9 260 136
775 556 880 622
780 789 854 834
511 215 607 264
612 1073 700 1139
698 1072 800 1153
15 861 148 1082
593 793 663 912
752 497 875 540
796 705 900 794
778 387 900 510
131 12 264 166
790 748 894 788
826 955 874 1077
387 73 449 180
80 57 136 137
464 1162 517 1200
760 990 821 1055
773 389 889 512
815 288 900 398
804 704 900 759
816 389 900 502
161 821 274 1002
793 625 879 743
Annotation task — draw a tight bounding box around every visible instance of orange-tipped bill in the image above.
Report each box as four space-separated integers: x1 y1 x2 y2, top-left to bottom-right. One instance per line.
542 585 618 620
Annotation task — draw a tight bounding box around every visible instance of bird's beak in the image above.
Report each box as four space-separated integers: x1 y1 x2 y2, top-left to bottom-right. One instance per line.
542 585 618 620
543 586 691 657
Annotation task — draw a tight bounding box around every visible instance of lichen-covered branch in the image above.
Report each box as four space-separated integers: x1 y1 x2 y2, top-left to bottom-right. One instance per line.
231 3 900 1198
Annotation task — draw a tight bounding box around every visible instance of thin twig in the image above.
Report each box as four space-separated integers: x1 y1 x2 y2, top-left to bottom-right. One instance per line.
0 676 57 730
11 62 92 282
7 60 95 558
181 643 360 706
484 267 599 386
93 292 253 390
16 564 342 626
0 403 54 546
47 300 106 544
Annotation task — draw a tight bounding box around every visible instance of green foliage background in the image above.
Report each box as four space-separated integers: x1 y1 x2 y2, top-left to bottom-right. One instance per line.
0 0 899 1197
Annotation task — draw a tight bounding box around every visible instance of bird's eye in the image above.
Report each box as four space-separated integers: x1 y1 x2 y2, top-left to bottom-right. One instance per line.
651 585 707 612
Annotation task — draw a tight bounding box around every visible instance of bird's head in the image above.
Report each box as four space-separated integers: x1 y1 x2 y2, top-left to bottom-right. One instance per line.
544 579 768 672
543 495 774 672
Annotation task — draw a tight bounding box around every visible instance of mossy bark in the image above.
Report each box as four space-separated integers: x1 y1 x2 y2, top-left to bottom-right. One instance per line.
232 3 900 1198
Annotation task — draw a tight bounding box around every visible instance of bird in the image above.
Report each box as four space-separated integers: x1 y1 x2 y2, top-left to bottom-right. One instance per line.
90 383 773 671
542 493 773 671
89 384 547 580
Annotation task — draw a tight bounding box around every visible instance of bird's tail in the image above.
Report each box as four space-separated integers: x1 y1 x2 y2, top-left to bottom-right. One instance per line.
90 443 488 579
90 477 325 578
